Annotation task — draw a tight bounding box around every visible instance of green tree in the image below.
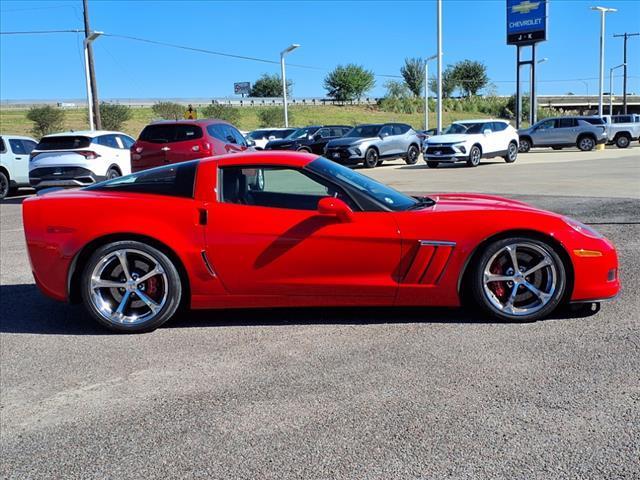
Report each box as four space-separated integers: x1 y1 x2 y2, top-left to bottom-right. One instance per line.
400 57 426 97
250 73 292 97
323 64 375 101
429 65 457 98
99 102 132 131
452 60 489 97
379 80 419 114
151 101 184 120
257 107 295 128
201 104 241 125
26 105 65 138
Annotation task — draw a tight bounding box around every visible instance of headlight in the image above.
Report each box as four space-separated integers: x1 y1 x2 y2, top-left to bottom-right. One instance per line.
563 217 604 239
453 142 467 154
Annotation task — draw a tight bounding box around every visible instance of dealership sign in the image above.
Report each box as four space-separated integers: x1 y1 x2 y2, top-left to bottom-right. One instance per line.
234 82 251 95
507 0 547 45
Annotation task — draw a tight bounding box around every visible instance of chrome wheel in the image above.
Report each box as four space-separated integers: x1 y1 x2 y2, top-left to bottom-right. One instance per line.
482 242 557 317
505 142 518 163
519 138 531 153
578 136 595 151
467 146 481 167
89 248 168 326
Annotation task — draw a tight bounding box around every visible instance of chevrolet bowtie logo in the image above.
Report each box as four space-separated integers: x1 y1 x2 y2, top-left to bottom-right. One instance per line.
512 0 540 14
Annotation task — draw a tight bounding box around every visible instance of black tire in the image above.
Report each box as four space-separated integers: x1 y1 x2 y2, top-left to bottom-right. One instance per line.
504 141 518 163
615 134 630 149
469 236 566 322
552 146 563 150
405 144 420 165
106 168 120 180
519 137 532 153
467 145 482 167
577 135 596 152
363 148 379 168
0 171 9 200
80 240 182 333
426 161 439 168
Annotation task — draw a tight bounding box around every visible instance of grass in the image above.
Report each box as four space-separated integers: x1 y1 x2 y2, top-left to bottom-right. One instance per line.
1 105 487 139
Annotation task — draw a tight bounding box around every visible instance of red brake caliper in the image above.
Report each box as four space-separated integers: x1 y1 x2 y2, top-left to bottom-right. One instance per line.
146 277 158 296
490 262 506 298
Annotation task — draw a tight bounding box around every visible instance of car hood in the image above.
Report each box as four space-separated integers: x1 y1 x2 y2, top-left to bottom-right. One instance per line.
326 137 369 147
427 134 476 144
427 192 555 215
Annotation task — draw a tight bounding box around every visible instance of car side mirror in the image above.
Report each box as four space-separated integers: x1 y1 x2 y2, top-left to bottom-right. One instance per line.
246 138 256 147
268 135 276 140
483 129 492 136
317 197 352 222
380 132 389 139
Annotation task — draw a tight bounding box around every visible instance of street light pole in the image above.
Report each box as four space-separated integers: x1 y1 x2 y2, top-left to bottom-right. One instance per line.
530 57 547 125
591 6 617 117
436 0 443 134
280 44 300 128
609 63 626 115
83 31 102 131
424 54 437 131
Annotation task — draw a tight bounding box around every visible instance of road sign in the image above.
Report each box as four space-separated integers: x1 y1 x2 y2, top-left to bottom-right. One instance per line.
234 82 251 95
507 0 547 45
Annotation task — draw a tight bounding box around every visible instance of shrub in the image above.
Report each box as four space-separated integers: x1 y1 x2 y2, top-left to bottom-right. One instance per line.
26 105 65 138
99 102 132 131
257 107 294 128
201 104 241 125
151 101 184 120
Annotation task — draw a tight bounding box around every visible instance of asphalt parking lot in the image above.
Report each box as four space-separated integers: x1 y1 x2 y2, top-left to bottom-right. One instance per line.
1 147 639 479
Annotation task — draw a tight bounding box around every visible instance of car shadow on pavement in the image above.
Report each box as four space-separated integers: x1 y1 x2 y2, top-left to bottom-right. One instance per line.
399 161 504 170
0 283 600 335
0 196 30 205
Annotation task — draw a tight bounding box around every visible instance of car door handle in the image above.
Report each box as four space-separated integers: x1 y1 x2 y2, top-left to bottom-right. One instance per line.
14 156 23 160
161 146 171 151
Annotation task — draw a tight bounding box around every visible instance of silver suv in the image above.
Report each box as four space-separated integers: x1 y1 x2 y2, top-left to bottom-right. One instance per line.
518 117 608 152
324 123 421 168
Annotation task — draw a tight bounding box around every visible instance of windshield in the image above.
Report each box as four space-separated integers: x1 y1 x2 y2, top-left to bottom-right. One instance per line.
444 123 482 134
343 125 382 138
286 127 318 140
306 157 420 211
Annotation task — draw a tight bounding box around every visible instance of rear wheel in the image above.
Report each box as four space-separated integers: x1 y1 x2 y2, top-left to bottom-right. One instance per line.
426 161 439 168
504 141 518 163
81 241 182 333
0 171 9 200
519 138 532 153
470 237 566 322
577 135 596 151
405 145 419 165
467 145 481 167
615 134 630 149
106 168 120 180
363 148 379 168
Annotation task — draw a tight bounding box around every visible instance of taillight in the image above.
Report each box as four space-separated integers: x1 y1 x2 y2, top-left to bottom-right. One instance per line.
134 146 143 153
76 150 101 159
193 142 211 154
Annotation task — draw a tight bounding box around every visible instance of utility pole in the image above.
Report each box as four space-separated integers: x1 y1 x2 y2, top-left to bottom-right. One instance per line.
83 0 101 129
613 32 639 114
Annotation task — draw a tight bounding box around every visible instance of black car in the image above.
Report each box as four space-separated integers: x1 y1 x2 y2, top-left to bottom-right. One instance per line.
264 125 351 155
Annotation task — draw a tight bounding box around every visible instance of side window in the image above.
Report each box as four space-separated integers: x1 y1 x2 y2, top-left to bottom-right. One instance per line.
22 140 37 153
394 124 409 135
96 135 120 149
220 166 353 211
481 123 492 133
316 128 330 139
119 135 135 149
139 125 176 144
492 122 507 132
175 125 203 142
207 125 227 142
227 125 247 147
380 126 393 137
537 119 555 130
9 139 27 155
0 138 6 153
557 118 576 128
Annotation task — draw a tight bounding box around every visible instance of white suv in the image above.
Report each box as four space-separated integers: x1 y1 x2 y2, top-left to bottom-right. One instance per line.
423 119 519 168
30 130 135 190
0 134 38 199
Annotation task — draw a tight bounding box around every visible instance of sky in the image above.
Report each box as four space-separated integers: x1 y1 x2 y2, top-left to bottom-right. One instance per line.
1 0 639 101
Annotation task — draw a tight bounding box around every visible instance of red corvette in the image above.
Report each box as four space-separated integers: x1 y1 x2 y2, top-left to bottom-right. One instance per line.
23 151 619 332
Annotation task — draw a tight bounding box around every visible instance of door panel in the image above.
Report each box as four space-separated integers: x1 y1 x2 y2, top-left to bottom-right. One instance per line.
205 203 400 298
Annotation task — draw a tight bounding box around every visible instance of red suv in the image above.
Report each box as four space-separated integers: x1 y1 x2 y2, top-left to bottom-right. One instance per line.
131 119 249 172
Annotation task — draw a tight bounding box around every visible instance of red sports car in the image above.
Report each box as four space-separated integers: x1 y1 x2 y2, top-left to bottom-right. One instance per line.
23 151 619 332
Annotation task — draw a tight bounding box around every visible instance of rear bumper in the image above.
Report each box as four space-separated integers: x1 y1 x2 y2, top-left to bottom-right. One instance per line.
30 167 104 188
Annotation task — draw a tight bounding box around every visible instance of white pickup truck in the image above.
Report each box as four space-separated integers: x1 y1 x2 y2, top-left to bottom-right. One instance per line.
600 114 640 148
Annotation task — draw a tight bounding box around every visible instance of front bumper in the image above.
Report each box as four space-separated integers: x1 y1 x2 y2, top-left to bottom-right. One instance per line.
30 167 104 188
423 144 467 162
569 240 620 302
324 147 364 165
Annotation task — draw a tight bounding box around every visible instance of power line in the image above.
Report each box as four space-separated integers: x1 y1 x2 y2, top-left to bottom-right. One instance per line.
0 29 83 35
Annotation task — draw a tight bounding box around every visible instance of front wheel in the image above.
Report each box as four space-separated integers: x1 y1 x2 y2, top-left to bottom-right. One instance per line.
466 145 481 167
81 241 182 333
470 237 566 322
504 141 518 163
106 168 120 180
0 171 9 200
519 138 531 153
405 145 419 165
363 148 379 168
615 134 630 149
577 136 596 151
